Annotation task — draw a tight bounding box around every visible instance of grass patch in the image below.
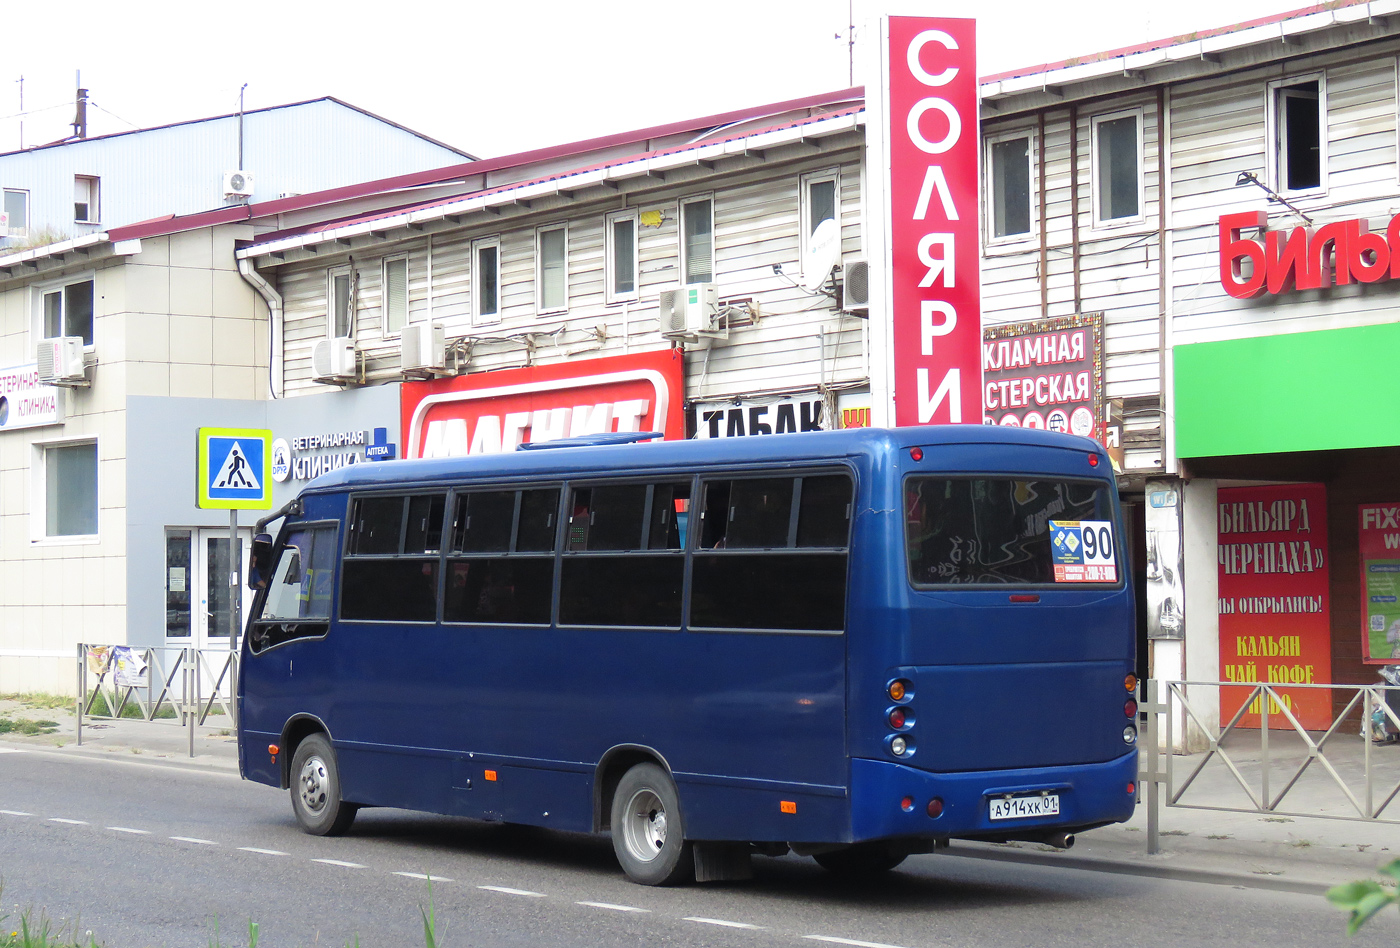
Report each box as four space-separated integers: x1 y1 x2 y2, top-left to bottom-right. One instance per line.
0 693 73 711
0 884 99 947
82 692 176 720
0 718 59 736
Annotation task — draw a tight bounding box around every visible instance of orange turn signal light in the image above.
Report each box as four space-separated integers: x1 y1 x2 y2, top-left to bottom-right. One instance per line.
888 680 907 701
485 770 498 781
1125 674 1137 692
780 800 797 814
268 744 279 756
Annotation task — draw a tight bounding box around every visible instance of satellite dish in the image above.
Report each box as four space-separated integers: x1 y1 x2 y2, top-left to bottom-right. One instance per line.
801 218 841 293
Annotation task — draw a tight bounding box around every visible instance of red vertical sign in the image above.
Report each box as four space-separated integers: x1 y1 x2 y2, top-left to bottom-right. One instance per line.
1217 484 1332 730
886 17 982 426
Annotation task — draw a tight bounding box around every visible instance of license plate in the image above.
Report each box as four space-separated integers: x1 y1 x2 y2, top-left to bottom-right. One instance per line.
989 793 1060 821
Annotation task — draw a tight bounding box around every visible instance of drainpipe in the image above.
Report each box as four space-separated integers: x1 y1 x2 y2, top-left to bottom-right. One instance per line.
238 258 284 399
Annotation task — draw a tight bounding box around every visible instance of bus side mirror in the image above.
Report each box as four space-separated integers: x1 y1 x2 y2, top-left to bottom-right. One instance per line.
249 534 274 589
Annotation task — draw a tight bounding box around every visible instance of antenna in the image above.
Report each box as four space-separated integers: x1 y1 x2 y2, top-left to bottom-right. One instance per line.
237 82 248 168
15 75 22 150
72 70 88 139
800 218 842 293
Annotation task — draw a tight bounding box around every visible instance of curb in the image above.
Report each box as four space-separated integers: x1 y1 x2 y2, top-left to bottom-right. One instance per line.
0 739 241 776
945 843 1329 895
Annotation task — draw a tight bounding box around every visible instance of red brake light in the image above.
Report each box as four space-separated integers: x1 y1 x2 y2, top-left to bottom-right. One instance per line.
889 708 907 729
910 447 923 461
927 797 944 818
1088 454 1100 466
900 796 914 812
1125 699 1138 717
1127 782 1136 795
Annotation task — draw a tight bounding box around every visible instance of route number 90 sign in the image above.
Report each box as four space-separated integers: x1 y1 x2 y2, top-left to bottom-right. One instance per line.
1050 520 1118 583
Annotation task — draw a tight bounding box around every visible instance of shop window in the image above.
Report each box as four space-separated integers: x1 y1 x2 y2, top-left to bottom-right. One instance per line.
37 440 98 539
800 170 839 279
1271 76 1325 193
328 266 353 338
39 279 95 345
987 133 1033 240
3 189 28 238
536 223 568 314
1091 110 1142 225
74 175 99 223
606 210 638 303
382 255 408 335
680 196 714 284
472 236 501 325
165 529 193 639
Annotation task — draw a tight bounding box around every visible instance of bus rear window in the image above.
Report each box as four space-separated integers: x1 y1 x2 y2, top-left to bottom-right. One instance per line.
904 477 1115 586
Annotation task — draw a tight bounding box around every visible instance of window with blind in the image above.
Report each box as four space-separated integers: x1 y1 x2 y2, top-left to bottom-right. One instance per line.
537 224 567 313
473 237 501 325
606 210 638 302
681 197 713 284
74 175 99 223
329 267 353 338
800 170 839 278
383 256 408 334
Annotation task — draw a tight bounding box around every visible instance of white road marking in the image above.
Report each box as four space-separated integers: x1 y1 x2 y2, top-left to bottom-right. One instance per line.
0 810 32 816
170 836 218 845
394 872 453 882
238 847 289 856
685 918 763 930
804 936 912 948
49 818 88 825
477 885 545 897
108 827 150 834
313 859 366 869
0 749 26 754
577 902 649 913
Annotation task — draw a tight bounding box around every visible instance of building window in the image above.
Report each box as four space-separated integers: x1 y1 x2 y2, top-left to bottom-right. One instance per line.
606 210 638 303
382 255 408 335
472 236 501 325
1091 110 1142 225
328 266 354 338
536 223 568 314
986 133 1033 240
39 279 95 345
800 170 840 274
40 441 98 538
74 175 99 223
4 189 28 238
680 196 714 284
1271 76 1324 193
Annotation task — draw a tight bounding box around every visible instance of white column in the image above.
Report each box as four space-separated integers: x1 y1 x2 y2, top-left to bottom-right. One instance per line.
1181 477 1220 751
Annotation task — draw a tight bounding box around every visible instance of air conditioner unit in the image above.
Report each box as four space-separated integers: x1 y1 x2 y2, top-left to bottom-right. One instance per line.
658 283 720 340
35 337 88 386
223 170 255 197
841 258 870 312
312 338 359 383
400 322 447 374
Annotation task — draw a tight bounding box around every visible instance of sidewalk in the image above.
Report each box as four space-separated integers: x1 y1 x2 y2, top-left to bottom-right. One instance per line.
3 695 1396 892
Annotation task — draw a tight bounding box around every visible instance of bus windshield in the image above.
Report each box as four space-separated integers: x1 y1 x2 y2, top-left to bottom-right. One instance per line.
904 477 1116 586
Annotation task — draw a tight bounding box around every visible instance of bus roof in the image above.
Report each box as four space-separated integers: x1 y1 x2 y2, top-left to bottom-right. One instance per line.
301 425 1107 494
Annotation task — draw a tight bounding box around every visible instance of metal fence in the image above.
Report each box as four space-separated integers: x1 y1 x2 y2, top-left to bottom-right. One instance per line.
1139 678 1400 853
76 644 238 758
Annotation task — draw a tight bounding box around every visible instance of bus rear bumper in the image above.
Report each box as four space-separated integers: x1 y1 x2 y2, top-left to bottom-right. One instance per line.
849 751 1138 844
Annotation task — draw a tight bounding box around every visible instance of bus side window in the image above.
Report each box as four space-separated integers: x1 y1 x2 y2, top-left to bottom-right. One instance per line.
699 481 731 548
249 524 337 653
796 475 853 547
646 482 691 550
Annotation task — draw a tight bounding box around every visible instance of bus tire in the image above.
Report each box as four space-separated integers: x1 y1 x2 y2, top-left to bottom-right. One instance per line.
290 733 358 836
610 763 694 886
813 842 908 876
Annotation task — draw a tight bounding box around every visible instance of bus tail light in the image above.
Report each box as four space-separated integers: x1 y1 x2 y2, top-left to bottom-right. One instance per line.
890 736 909 756
927 797 944 818
888 679 911 702
1127 782 1136 795
900 796 914 812
910 447 924 462
1124 699 1138 717
889 708 907 729
1088 453 1100 467
1122 725 1137 744
1125 674 1138 692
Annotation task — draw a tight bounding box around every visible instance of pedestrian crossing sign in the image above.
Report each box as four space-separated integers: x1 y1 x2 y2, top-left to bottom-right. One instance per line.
197 427 273 510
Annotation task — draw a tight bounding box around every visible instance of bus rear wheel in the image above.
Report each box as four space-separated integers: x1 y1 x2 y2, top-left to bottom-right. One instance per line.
610 763 694 886
290 733 358 836
813 842 908 876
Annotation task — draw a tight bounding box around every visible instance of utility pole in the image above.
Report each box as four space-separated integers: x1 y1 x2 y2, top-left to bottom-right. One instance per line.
15 75 22 150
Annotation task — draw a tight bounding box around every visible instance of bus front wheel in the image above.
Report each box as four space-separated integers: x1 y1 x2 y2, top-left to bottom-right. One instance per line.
610 763 694 886
813 842 908 876
290 733 358 836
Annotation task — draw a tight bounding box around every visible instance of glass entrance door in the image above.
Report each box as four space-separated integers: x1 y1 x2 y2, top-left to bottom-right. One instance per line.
164 527 254 702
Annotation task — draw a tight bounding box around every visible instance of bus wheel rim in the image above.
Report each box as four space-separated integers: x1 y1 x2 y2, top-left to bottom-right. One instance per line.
621 788 667 863
299 756 329 814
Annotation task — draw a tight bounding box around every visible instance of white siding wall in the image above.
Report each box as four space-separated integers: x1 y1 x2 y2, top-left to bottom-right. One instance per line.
273 141 867 410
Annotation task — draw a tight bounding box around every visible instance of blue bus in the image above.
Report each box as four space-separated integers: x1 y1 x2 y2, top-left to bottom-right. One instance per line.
237 425 1137 885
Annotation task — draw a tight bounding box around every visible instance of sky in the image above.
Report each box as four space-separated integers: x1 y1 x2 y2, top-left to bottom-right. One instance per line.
1 0 1321 160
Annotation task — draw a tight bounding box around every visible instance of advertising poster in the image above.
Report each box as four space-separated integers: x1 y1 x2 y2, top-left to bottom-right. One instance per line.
982 314 1104 439
1217 483 1331 730
1360 504 1400 663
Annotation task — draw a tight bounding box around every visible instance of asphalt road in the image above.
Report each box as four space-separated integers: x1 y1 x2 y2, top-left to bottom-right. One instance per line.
0 747 1392 948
